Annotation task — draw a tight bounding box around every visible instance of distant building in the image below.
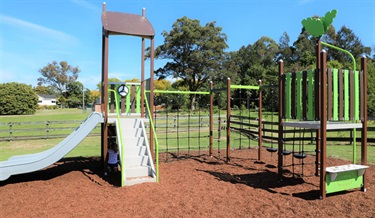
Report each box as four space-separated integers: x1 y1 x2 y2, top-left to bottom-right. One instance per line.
37 94 57 106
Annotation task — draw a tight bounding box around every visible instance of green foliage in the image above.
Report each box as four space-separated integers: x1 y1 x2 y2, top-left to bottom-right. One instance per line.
0 82 38 115
155 16 228 110
367 59 375 116
33 85 56 95
38 61 80 95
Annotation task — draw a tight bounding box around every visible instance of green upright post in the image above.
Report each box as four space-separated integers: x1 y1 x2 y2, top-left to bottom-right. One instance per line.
296 72 303 119
332 69 338 120
136 85 141 114
308 70 314 120
285 73 292 119
126 85 131 114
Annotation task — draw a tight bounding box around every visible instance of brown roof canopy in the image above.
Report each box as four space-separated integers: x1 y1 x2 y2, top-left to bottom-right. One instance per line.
101 11 155 38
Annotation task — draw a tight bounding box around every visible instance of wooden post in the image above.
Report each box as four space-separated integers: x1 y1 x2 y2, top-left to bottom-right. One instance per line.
258 80 263 161
149 37 155 154
101 2 109 168
319 50 327 200
278 59 284 180
226 78 231 162
361 56 368 191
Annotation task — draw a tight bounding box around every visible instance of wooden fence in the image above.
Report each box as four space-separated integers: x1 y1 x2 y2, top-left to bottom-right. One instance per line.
0 120 101 141
0 115 374 144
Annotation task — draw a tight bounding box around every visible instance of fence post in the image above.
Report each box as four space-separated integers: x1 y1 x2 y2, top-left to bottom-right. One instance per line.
9 123 13 141
46 122 50 139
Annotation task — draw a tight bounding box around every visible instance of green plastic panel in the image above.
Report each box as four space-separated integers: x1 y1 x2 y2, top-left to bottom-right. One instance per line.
285 73 292 119
126 85 131 114
308 70 314 120
136 85 141 114
296 72 302 119
354 71 359 120
326 171 364 194
332 69 338 120
344 70 349 120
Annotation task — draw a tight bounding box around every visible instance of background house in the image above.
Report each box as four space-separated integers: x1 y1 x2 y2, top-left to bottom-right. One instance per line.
38 94 57 106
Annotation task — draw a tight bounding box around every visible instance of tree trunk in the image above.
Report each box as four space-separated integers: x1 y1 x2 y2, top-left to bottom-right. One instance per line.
190 94 196 111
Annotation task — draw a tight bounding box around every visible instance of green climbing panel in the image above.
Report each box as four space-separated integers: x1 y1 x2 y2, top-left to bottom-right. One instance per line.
326 164 368 194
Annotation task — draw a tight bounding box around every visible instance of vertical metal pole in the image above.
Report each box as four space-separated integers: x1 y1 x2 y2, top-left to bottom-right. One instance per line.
141 8 146 118
149 37 155 154
315 39 322 177
101 2 109 168
209 81 213 156
278 60 284 180
226 78 231 162
320 50 327 200
258 80 262 161
361 56 368 191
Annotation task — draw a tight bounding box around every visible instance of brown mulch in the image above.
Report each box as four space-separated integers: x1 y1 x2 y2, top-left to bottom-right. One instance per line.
0 148 374 218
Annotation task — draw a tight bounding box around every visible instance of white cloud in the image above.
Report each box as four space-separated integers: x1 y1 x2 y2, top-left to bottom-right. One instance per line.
70 0 101 13
0 14 78 44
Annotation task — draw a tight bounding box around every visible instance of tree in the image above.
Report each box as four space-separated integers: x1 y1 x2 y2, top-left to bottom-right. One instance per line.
154 16 228 110
96 78 122 90
367 59 375 116
0 82 38 115
33 85 55 95
325 26 371 67
278 32 294 66
64 81 89 108
37 61 80 95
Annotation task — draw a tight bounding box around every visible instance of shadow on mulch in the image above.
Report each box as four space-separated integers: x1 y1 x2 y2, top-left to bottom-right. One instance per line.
197 168 328 200
0 156 121 187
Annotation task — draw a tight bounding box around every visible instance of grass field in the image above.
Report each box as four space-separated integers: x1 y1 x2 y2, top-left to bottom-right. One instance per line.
0 108 374 164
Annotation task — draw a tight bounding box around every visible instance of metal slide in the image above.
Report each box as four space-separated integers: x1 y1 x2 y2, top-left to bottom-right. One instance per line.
0 112 103 181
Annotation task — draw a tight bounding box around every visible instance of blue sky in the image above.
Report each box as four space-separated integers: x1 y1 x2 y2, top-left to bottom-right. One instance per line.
1 0 374 90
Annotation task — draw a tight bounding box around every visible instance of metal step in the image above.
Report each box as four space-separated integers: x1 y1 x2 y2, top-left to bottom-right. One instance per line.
124 165 154 178
122 137 147 147
123 155 149 167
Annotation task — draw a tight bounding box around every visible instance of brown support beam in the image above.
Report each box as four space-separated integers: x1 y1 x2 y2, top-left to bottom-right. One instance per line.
319 50 327 200
361 56 368 191
141 10 146 118
278 59 284 180
258 80 262 161
226 78 231 162
149 37 155 155
101 3 109 168
315 40 321 177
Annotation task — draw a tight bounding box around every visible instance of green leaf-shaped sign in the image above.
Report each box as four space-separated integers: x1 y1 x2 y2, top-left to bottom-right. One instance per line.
301 9 338 38
302 17 324 38
321 9 338 32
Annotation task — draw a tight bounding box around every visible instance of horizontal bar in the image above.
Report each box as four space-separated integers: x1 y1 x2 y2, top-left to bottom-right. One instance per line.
146 90 210 95
230 85 260 90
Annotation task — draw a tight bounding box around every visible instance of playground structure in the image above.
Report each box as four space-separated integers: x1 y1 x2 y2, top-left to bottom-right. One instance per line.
0 5 370 199
277 40 368 199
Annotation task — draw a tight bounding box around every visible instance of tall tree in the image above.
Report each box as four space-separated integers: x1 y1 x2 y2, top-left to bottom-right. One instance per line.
278 32 294 66
154 16 228 110
325 26 371 66
37 61 80 96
